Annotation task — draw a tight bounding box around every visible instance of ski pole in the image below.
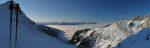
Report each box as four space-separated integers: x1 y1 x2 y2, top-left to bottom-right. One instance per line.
9 1 14 48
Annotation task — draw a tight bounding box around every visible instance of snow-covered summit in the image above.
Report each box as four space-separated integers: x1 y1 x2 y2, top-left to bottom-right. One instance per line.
95 16 150 48
0 1 75 48
70 15 150 48
0 1 35 25
96 15 150 48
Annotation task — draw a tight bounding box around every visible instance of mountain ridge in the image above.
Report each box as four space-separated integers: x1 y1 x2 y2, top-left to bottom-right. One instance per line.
0 1 75 48
69 15 150 48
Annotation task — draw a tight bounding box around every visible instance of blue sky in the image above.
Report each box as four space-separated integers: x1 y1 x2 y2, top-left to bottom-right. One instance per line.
1 0 150 23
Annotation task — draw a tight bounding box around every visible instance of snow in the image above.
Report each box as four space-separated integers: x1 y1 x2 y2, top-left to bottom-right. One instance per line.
92 16 150 48
0 1 75 48
47 23 109 40
117 28 150 48
69 15 150 48
1 1 150 48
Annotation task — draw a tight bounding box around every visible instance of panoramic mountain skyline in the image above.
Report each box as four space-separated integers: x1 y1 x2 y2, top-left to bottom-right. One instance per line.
1 0 150 23
1 1 150 48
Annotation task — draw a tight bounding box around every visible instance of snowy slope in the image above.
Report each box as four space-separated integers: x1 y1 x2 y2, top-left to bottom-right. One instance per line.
116 28 150 48
0 1 75 48
70 15 150 48
93 16 150 48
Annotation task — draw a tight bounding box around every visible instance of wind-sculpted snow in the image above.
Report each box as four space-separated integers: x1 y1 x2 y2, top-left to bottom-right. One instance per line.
0 1 75 48
69 15 150 48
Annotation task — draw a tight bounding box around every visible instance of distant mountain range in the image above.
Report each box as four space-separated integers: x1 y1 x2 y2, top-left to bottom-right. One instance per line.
36 22 97 25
